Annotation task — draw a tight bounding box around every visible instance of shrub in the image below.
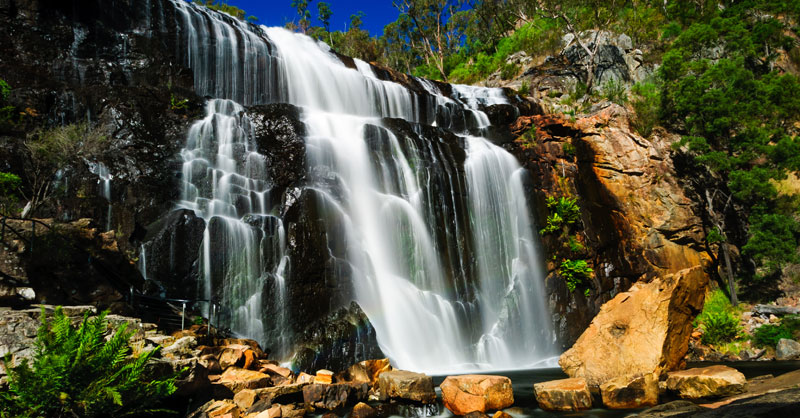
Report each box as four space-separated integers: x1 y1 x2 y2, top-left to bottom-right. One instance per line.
518 80 530 96
601 78 628 105
559 259 594 292
752 315 800 348
540 195 581 235
695 290 741 345
752 323 793 348
630 81 660 137
701 310 741 345
0 171 22 215
499 62 519 80
0 307 178 417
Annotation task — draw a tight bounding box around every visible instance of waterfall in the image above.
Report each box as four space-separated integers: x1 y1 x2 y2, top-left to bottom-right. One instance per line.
89 161 113 231
166 0 555 372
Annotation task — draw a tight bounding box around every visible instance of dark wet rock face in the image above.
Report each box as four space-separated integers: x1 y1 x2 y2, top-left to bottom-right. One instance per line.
140 209 206 296
290 302 384 374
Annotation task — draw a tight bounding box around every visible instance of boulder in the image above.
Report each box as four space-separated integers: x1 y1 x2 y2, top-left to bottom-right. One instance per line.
161 336 198 358
559 267 708 386
234 389 259 411
343 358 392 387
250 404 281 418
296 372 315 384
440 375 514 415
533 378 592 412
351 402 377 418
220 346 247 369
262 363 293 378
776 339 800 360
492 411 512 418
205 400 241 418
280 403 307 418
599 373 658 409
315 369 334 384
379 370 436 404
218 368 272 393
665 365 746 399
254 382 308 404
302 383 369 410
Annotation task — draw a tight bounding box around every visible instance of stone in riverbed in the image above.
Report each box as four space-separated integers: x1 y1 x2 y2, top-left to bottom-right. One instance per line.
533 378 592 411
205 399 241 418
492 411 513 418
440 375 514 415
254 382 308 404
599 373 658 409
378 370 436 404
635 400 707 417
234 389 259 411
302 382 369 410
665 365 746 399
776 338 800 360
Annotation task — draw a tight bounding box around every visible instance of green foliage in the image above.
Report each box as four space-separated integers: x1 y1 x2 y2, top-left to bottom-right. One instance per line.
194 0 256 22
499 62 519 80
630 81 660 137
752 323 796 348
562 142 576 157
695 290 741 345
0 78 17 127
517 80 530 96
566 234 585 253
660 1 800 279
0 307 178 417
0 171 22 215
170 94 188 111
601 78 627 105
540 195 581 235
559 258 594 292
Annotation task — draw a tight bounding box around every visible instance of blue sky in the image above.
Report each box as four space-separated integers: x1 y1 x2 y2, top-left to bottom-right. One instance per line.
204 0 401 36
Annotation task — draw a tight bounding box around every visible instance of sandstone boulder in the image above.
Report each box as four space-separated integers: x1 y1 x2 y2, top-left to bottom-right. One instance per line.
218 368 272 393
533 378 592 411
379 370 436 404
776 339 800 360
254 382 308 404
161 335 198 358
262 364 293 378
599 373 658 409
343 358 392 387
559 267 708 386
220 346 247 369
492 411 512 418
351 402 377 418
296 372 315 384
205 400 241 418
302 382 369 410
440 375 514 415
250 404 281 418
315 369 334 384
234 389 258 411
665 365 746 399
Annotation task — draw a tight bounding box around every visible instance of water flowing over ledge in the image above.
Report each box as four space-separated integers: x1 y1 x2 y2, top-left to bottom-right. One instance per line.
142 0 558 372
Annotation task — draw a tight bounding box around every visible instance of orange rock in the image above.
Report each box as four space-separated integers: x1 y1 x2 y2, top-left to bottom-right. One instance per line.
343 359 392 387
262 363 293 378
296 372 315 384
600 373 658 409
533 378 592 411
220 346 246 369
316 369 334 384
218 367 272 393
666 365 746 399
440 375 514 415
559 267 709 386
206 400 241 418
243 349 258 370
233 388 258 411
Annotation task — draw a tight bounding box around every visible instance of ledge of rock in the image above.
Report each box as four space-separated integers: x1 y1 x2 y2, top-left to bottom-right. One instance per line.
378 370 436 404
533 377 592 412
559 266 708 386
440 375 514 415
600 373 658 409
665 365 746 399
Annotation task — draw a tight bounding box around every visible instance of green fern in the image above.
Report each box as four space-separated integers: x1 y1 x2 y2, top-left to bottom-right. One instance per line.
1 307 178 417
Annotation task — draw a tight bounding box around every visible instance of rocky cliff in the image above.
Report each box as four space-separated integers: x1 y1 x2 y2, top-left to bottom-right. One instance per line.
0 0 713 371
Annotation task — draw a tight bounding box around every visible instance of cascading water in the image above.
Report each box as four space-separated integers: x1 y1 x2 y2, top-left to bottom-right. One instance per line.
89 161 112 231
160 0 556 372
